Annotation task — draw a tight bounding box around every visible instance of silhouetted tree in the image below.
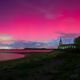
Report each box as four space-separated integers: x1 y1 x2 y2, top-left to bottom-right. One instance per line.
74 36 80 50
74 36 80 44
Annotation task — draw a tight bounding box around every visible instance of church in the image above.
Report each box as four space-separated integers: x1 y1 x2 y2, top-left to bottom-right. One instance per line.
58 38 76 49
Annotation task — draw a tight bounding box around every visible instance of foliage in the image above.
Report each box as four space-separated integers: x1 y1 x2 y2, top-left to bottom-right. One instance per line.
74 36 80 45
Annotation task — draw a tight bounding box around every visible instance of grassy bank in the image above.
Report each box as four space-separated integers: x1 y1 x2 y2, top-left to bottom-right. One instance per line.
0 50 80 80
0 50 58 70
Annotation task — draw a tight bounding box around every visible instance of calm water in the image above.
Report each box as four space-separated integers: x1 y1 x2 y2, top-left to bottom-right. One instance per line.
0 49 52 53
0 49 52 61
0 53 25 61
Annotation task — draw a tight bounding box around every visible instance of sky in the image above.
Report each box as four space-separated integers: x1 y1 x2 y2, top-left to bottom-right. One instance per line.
0 0 80 42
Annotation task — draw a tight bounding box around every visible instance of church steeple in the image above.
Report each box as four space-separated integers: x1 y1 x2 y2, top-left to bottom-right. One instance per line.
59 37 63 46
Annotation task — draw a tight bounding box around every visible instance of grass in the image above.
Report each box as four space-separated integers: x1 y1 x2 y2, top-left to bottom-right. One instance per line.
0 49 80 80
0 50 59 80
0 50 58 69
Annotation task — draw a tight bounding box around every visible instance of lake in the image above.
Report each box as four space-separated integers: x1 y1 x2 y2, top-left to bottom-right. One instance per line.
0 53 25 61
0 49 52 61
0 49 52 53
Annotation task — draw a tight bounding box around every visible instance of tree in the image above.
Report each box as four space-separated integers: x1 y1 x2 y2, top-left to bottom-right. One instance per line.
74 36 80 49
74 36 80 44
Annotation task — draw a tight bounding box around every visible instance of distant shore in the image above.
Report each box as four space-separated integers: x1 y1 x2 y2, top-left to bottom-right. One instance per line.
0 48 53 53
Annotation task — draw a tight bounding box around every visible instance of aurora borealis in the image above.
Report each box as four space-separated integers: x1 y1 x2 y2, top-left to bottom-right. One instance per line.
0 0 80 42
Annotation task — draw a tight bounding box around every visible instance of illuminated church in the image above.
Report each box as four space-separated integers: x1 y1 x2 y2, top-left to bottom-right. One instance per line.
58 38 76 49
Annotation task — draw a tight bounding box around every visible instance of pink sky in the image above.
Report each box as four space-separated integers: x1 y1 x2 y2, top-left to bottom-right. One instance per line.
0 0 80 42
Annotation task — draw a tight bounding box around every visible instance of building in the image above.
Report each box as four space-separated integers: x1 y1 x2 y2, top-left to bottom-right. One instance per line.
58 38 76 49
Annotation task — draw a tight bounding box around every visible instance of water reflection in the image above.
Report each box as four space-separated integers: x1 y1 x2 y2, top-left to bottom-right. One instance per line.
0 53 25 61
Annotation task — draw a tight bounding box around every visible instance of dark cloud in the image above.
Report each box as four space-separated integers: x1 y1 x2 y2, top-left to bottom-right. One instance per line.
57 32 80 38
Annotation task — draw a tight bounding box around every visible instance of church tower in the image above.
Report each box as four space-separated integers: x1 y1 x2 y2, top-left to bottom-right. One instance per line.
59 37 63 46
58 37 63 49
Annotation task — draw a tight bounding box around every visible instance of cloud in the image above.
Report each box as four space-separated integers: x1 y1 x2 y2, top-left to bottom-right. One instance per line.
0 34 16 44
16 0 59 20
56 32 80 44
57 32 80 38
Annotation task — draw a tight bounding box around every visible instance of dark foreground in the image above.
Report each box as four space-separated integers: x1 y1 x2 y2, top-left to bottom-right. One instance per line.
0 50 80 80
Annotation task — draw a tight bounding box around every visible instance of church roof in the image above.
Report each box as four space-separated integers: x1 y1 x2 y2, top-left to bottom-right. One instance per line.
59 44 77 46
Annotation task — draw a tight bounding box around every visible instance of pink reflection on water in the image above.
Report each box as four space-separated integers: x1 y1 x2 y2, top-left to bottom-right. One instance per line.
0 49 52 61
0 49 52 53
0 53 25 61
